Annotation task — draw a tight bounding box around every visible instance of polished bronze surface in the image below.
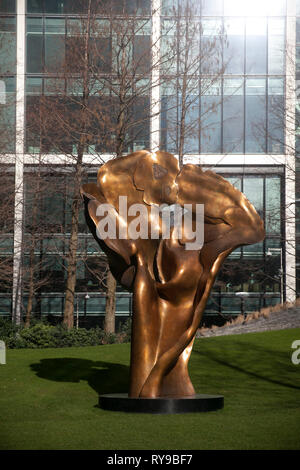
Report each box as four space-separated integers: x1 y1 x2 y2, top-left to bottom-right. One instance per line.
81 151 265 398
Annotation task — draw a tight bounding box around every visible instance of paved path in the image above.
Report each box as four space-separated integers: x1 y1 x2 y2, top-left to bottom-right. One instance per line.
197 307 300 338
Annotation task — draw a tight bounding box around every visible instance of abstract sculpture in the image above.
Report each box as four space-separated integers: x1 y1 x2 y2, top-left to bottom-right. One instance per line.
81 150 265 410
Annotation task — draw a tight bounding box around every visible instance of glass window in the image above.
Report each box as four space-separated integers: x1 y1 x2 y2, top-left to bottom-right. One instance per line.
265 238 282 293
178 91 200 154
297 19 300 44
116 295 130 313
244 296 260 312
224 0 246 16
221 297 241 314
45 18 65 73
268 78 284 154
27 0 90 14
0 297 11 315
132 96 150 151
226 176 241 191
41 296 63 315
26 95 41 153
0 0 15 13
86 296 106 314
267 0 286 16
268 19 284 74
245 78 266 153
201 20 223 74
132 21 151 74
0 79 5 104
26 77 43 95
27 0 43 12
224 0 250 16
246 19 267 74
45 0 66 13
243 177 264 218
87 237 99 254
161 19 177 74
26 18 43 73
44 78 65 94
201 79 221 153
0 16 16 32
45 17 65 34
201 0 223 16
201 19 222 36
175 0 201 15
88 20 112 73
41 178 65 227
224 0 284 16
0 17 16 75
244 0 268 16
119 0 151 15
161 93 177 154
0 76 15 152
297 47 300 74
223 78 244 153
178 20 200 75
224 18 244 74
265 177 281 234
161 0 174 16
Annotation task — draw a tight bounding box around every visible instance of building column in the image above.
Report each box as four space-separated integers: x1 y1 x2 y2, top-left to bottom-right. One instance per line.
12 0 26 323
285 0 296 303
150 0 161 152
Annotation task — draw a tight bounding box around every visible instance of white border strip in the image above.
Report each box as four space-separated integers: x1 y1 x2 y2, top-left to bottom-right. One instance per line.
150 0 161 152
285 0 296 303
12 0 26 324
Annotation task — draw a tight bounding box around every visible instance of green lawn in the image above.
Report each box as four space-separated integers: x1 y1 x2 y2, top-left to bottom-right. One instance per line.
0 328 300 450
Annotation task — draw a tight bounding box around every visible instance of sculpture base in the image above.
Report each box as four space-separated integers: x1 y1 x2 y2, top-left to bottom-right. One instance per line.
98 393 224 414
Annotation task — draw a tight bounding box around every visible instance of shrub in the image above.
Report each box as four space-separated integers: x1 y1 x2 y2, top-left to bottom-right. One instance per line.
0 318 21 348
119 318 132 342
0 319 131 349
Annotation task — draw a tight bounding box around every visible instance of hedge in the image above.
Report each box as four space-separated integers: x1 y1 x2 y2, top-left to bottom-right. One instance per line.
0 318 131 349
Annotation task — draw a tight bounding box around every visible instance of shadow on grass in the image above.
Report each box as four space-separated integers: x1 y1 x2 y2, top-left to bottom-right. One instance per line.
30 358 130 395
194 339 300 390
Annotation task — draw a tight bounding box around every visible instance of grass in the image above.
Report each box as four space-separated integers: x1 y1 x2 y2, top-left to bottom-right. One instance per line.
0 328 300 450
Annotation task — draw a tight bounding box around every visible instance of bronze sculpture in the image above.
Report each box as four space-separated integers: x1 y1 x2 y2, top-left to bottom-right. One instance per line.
81 150 265 405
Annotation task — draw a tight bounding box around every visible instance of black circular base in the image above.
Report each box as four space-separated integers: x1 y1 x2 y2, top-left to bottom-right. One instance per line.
99 393 224 414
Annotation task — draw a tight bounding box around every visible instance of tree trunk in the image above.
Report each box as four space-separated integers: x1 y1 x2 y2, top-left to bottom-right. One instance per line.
63 2 91 329
25 243 35 328
105 269 117 334
63 193 80 329
25 171 40 328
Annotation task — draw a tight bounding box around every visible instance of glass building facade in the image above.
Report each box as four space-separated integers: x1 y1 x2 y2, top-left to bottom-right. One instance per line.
0 0 298 326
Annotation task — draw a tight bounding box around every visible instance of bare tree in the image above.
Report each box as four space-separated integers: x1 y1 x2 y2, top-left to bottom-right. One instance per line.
250 40 297 302
25 0 159 330
0 167 14 305
160 0 225 167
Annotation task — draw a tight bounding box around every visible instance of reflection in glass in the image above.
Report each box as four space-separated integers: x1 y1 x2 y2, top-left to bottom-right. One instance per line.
0 0 15 13
245 79 266 153
45 19 65 73
224 19 244 74
223 78 244 153
26 18 43 73
0 77 15 152
265 177 281 234
0 17 16 75
161 94 177 153
268 19 284 74
246 19 267 74
268 78 284 154
243 177 264 218
201 81 221 153
201 0 223 16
